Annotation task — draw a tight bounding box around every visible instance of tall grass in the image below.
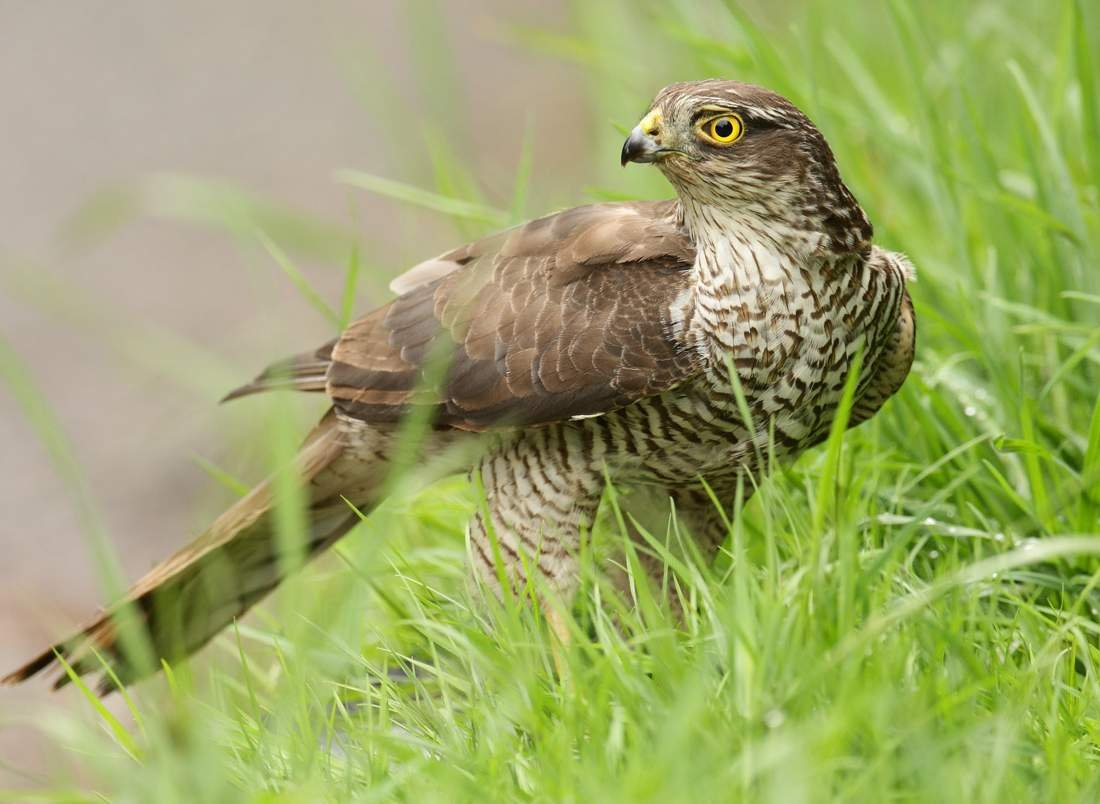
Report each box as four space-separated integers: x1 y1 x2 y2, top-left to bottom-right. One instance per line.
4 0 1100 800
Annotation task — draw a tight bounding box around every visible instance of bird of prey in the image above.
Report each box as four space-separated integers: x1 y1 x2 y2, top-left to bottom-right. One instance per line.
5 79 915 692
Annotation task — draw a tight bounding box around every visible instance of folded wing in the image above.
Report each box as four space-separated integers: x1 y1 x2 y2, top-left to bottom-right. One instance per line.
326 200 700 430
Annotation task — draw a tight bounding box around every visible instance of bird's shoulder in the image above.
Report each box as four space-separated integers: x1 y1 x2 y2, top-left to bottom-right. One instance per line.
867 244 916 285
845 244 916 425
388 199 693 294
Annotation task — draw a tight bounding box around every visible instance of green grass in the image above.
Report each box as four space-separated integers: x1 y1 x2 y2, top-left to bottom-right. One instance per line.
5 0 1100 800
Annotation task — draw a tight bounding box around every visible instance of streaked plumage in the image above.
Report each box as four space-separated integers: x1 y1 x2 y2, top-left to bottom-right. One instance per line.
5 79 915 691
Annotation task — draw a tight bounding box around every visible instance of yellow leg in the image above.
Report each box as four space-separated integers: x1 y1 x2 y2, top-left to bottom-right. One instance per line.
542 602 573 683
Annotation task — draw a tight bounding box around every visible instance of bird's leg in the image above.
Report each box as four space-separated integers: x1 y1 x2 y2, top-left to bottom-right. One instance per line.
611 484 742 620
669 485 742 563
541 602 573 683
466 428 603 677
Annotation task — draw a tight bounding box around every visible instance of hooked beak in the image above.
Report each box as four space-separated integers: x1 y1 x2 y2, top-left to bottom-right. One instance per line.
620 127 661 166
621 108 673 166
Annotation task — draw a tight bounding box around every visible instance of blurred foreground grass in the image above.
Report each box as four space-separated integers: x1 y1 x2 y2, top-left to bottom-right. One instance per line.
4 0 1100 800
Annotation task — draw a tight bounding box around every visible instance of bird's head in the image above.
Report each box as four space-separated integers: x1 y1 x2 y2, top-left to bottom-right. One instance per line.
622 79 871 255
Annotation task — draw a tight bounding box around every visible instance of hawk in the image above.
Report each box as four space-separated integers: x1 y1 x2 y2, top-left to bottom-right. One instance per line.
5 79 915 691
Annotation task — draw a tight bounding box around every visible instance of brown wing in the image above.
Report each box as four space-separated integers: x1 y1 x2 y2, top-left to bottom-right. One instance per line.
222 340 336 401
327 200 700 430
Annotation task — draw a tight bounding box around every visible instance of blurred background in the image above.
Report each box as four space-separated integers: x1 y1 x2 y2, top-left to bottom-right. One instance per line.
0 0 610 783
2 0 1097 792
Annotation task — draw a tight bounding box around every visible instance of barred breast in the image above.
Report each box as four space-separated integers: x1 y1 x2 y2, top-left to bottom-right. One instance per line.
564 233 913 489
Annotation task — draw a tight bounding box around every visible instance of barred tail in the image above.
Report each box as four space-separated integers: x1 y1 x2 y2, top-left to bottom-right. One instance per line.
3 412 379 694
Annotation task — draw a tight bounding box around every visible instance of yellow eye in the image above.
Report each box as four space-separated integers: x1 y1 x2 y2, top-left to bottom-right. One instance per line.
700 114 743 145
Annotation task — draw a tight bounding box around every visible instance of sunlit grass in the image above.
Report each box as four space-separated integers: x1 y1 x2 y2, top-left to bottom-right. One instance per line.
4 0 1100 800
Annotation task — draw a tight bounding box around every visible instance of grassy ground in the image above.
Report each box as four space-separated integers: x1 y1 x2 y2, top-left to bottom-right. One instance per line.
5 0 1100 800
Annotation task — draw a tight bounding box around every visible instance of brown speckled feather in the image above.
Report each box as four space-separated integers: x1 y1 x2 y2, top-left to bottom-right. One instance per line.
327 200 701 429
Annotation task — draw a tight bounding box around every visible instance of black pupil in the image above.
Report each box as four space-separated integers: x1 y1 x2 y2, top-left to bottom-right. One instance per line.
714 118 734 138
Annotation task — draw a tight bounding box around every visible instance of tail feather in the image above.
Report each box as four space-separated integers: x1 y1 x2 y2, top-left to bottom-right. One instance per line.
3 411 379 693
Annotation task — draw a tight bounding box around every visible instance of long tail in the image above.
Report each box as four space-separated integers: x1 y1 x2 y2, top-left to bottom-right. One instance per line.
3 412 379 694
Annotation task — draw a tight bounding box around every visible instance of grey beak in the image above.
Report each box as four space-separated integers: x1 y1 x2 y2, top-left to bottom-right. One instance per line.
620 126 659 166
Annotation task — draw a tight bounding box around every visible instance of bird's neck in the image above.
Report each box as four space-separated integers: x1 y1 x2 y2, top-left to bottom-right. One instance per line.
674 172 873 260
675 199 863 362
678 197 829 266
685 206 816 305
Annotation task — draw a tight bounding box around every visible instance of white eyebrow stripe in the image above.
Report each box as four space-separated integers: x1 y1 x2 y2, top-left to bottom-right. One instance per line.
685 96 792 123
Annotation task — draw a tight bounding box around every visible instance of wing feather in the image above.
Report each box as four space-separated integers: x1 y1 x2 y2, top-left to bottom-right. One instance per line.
222 340 336 402
328 200 700 430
